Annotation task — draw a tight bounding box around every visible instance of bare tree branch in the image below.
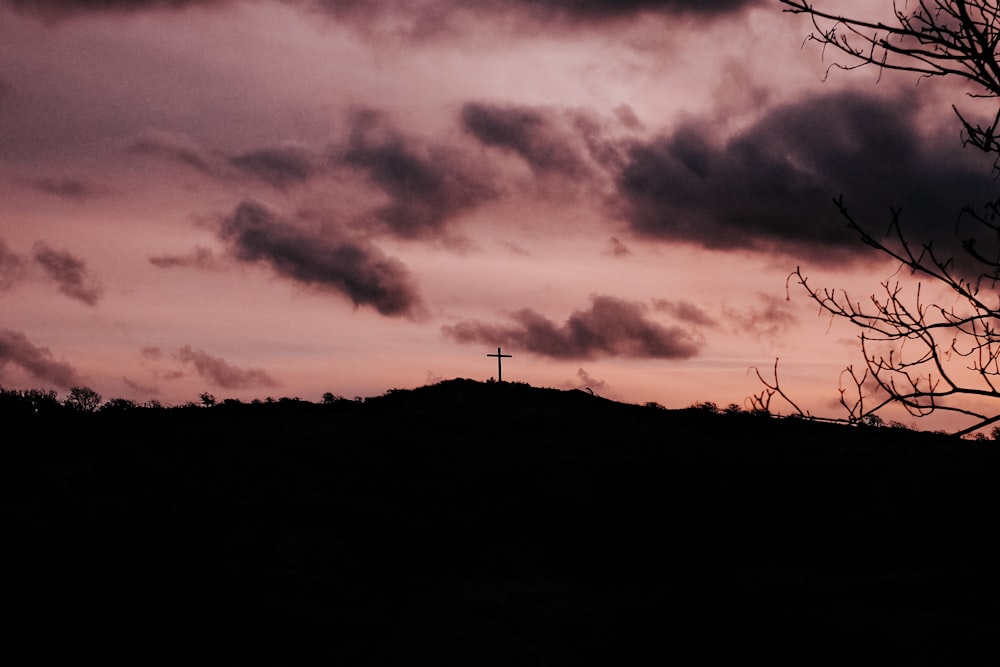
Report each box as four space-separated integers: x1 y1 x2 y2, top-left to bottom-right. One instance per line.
772 2 1000 435
781 0 1000 155
749 358 810 417
788 196 1000 435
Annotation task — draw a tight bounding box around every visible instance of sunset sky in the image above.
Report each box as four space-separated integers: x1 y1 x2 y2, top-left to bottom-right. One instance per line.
3 0 998 430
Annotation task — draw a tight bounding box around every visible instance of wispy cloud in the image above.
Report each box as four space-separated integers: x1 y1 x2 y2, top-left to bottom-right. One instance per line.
148 246 221 270
724 292 797 340
653 298 717 327
228 146 322 190
22 176 105 199
174 345 278 389
130 130 216 175
603 237 631 257
122 375 159 397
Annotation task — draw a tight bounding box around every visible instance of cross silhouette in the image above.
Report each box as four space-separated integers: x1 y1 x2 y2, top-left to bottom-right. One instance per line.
487 347 512 382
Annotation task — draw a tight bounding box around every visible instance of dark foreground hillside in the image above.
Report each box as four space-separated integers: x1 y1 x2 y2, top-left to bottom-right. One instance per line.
4 379 1000 664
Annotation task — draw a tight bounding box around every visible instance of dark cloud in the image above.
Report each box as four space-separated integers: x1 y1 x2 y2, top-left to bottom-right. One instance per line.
131 117 494 227
0 328 81 388
132 133 323 190
461 103 590 178
228 147 320 189
442 294 701 360
0 240 28 290
218 200 424 318
5 0 208 8
5 0 759 32
149 246 220 270
509 0 760 22
616 90 1000 263
336 109 498 239
2 239 104 301
32 242 103 305
173 345 278 389
652 298 717 327
3 0 218 20
308 0 759 34
7 0 758 19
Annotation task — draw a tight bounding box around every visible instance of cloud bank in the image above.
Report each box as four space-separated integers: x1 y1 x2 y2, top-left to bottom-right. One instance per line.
616 90 1000 262
4 0 761 34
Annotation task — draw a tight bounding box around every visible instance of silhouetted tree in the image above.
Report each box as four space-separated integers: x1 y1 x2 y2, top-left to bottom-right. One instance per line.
0 387 62 417
100 397 138 413
768 1 1000 435
64 386 102 413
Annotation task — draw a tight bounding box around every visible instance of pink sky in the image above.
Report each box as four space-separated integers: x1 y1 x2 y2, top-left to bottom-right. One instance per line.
2 0 998 431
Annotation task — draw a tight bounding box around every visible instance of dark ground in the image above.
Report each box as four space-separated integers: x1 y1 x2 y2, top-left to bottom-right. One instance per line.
4 379 1000 664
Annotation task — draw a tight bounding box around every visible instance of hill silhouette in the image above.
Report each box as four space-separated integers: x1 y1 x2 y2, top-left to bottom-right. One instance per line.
4 379 1000 664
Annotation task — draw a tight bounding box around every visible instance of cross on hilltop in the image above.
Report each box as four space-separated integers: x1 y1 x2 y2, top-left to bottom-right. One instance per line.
487 347 512 382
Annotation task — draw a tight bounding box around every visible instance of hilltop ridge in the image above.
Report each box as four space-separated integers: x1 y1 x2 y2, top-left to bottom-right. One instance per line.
4 378 1000 664
0 376 969 451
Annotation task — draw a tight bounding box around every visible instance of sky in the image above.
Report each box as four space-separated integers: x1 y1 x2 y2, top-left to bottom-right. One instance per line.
2 0 999 429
